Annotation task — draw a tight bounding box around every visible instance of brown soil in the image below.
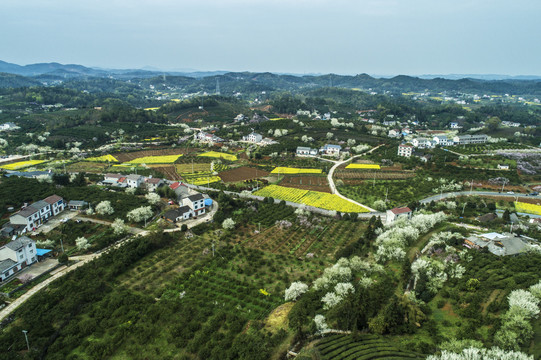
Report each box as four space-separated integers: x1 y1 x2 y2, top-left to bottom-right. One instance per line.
219 166 270 182
278 175 331 193
147 165 182 181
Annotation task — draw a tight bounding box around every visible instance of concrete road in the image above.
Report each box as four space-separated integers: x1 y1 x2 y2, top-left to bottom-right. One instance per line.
419 191 541 204
30 211 78 235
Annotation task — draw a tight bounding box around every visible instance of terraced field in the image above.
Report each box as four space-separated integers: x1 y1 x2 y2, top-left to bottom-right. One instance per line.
313 334 422 360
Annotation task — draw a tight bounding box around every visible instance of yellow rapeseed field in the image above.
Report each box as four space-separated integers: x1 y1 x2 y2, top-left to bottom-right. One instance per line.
515 202 541 216
270 167 322 174
86 154 118 162
254 185 369 213
123 154 183 165
0 160 46 170
198 151 237 161
345 164 381 170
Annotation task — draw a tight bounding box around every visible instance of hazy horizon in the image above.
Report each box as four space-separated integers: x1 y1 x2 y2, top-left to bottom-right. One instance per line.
1 0 540 76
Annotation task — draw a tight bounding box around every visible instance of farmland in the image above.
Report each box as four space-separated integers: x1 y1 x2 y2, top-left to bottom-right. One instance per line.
67 161 110 173
279 174 331 193
345 164 381 170
0 159 46 170
181 172 221 185
219 166 270 182
175 163 212 173
113 148 186 163
271 167 323 174
122 154 183 164
447 142 531 155
86 154 118 162
243 217 367 258
198 151 238 161
515 201 541 215
147 164 182 180
254 185 369 213
335 169 415 180
305 334 422 360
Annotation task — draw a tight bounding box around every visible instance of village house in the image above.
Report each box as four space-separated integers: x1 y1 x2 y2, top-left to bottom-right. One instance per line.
44 194 65 216
164 206 193 223
320 144 342 156
386 207 412 224
194 131 223 144
397 144 413 157
126 174 143 188
234 114 245 122
145 177 164 191
182 194 206 217
497 164 510 170
8 195 65 234
249 114 269 124
242 132 263 143
433 135 453 146
388 129 400 138
296 146 318 156
465 232 531 256
68 200 88 211
0 122 18 131
502 121 521 127
452 134 488 145
0 236 37 281
449 122 460 129
411 138 433 148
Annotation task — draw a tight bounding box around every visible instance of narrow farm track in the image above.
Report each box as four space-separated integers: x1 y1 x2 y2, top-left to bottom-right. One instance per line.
327 145 384 213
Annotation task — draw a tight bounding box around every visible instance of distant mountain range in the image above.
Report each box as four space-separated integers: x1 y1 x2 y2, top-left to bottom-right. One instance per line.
1 60 541 81
1 60 541 95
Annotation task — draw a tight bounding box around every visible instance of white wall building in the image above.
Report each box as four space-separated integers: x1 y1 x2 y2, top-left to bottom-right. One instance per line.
0 237 37 281
397 144 413 157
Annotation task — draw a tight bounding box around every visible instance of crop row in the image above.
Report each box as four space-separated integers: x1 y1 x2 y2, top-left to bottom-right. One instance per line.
254 185 369 213
271 167 323 174
317 335 420 360
345 164 381 170
123 154 183 164
0 160 46 170
515 201 541 215
85 154 119 162
198 151 238 161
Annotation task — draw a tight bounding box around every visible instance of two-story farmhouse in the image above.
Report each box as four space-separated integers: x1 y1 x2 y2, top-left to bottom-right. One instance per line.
320 144 342 156
182 194 206 216
0 237 37 281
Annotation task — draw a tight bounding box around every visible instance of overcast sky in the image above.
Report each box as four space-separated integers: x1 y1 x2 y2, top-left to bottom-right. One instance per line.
1 0 539 75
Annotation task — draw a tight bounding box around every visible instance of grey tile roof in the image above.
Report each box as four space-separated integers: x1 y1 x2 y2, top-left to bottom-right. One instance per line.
31 200 50 210
0 259 17 273
4 236 34 251
16 206 39 218
187 194 204 202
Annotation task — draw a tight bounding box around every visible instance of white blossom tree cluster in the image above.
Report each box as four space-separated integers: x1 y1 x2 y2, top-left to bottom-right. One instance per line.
96 200 115 215
311 257 380 310
75 237 90 250
494 281 541 350
433 179 463 193
284 281 309 301
351 144 371 154
427 347 533 360
127 206 153 225
374 212 447 263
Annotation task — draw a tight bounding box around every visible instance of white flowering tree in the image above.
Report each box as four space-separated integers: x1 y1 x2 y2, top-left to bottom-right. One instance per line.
112 218 128 235
326 132 334 139
284 281 309 301
145 192 161 205
314 315 329 333
222 218 236 230
75 237 90 251
322 292 342 310
96 201 115 215
427 347 533 360
127 206 153 226
125 187 136 195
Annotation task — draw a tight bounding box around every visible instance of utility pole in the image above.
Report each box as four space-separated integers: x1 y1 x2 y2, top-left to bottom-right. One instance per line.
440 189 443 200
501 179 507 193
470 179 473 195
22 330 30 351
462 202 467 216
385 187 389 203
212 241 215 257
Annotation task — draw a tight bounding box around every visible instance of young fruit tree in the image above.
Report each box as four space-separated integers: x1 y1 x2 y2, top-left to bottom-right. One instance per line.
127 206 153 227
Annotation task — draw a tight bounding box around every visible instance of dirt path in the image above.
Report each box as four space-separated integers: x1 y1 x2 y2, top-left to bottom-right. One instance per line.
327 145 384 213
